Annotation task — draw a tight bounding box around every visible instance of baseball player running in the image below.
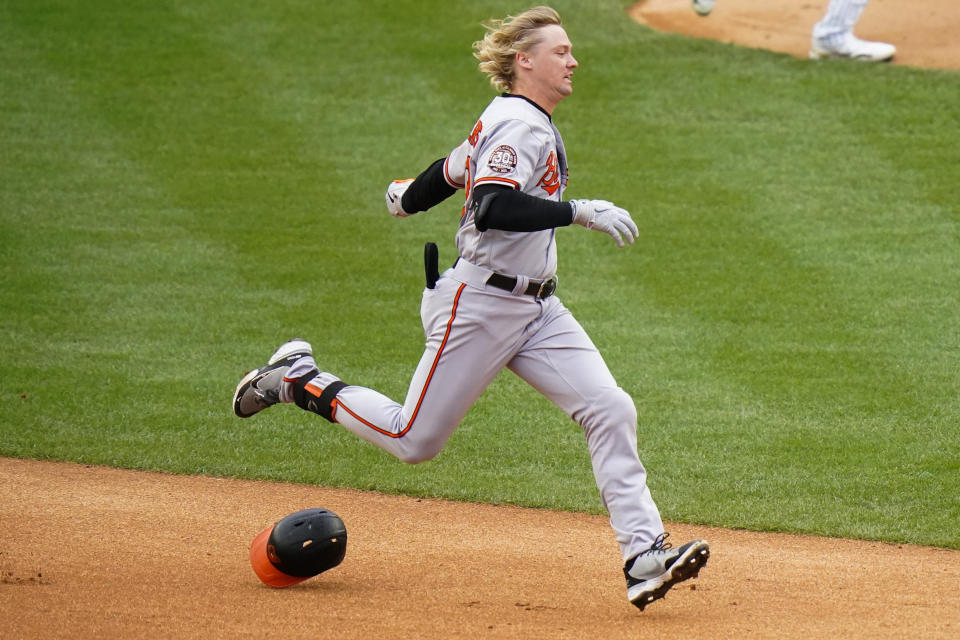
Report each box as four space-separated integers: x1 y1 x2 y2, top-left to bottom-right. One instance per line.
233 5 708 610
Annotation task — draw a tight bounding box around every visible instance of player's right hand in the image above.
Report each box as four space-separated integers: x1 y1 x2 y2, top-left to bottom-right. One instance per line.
385 179 415 218
570 199 639 248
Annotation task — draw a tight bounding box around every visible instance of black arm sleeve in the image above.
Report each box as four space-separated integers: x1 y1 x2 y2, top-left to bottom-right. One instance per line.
399 157 458 214
473 184 574 232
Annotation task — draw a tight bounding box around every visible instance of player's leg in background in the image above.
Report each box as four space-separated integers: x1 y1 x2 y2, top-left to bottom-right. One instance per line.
810 0 893 61
506 298 664 562
812 0 869 47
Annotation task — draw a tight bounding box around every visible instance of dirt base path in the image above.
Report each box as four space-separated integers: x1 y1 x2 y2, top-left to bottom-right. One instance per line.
2 458 958 639
629 0 960 71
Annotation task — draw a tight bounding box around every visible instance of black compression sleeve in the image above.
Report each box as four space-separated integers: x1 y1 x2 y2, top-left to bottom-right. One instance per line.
399 157 458 214
473 184 574 232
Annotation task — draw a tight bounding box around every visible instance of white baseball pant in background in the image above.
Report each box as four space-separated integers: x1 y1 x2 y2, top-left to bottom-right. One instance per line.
813 0 872 46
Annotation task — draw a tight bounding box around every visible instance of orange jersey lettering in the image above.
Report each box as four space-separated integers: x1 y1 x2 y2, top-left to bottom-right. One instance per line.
468 120 482 146
537 151 561 196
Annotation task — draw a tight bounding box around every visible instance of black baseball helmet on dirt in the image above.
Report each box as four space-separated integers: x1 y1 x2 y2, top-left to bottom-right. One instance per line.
249 508 347 588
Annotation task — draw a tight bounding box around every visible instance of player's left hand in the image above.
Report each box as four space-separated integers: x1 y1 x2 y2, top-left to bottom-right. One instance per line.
570 199 639 248
385 179 415 218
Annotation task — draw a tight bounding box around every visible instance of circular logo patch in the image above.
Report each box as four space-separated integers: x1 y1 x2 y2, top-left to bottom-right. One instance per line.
488 145 518 174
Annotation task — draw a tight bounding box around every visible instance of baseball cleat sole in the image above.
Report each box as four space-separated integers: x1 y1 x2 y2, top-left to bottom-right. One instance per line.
628 540 710 611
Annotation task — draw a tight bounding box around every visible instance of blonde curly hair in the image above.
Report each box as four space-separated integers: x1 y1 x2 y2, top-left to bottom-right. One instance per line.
472 6 563 93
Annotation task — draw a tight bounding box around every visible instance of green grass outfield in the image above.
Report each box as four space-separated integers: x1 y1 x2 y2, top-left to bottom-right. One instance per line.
2 0 958 549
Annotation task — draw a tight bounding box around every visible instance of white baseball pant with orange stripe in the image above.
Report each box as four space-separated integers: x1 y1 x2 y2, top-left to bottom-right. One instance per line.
284 258 665 562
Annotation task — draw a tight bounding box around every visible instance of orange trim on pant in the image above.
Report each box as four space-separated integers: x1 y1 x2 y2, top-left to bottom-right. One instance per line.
333 283 467 438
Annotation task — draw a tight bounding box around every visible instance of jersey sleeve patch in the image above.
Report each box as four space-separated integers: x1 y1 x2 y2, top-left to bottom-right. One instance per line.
487 145 518 174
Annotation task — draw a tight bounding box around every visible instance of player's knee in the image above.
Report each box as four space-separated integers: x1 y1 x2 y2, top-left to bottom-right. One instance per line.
393 441 443 465
609 387 637 425
395 450 436 465
586 387 637 430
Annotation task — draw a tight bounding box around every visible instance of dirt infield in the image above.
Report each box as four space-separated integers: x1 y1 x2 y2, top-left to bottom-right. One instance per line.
2 458 958 639
630 0 960 70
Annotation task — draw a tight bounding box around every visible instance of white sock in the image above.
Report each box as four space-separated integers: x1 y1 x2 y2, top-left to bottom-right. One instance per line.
279 356 321 403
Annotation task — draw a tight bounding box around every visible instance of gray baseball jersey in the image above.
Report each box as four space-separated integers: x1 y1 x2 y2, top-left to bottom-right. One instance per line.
444 95 568 280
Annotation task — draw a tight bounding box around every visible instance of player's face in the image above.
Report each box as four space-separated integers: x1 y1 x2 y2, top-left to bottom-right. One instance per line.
524 25 578 102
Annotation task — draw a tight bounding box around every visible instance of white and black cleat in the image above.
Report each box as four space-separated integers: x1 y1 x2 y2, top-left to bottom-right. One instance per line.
233 339 313 418
624 534 710 611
